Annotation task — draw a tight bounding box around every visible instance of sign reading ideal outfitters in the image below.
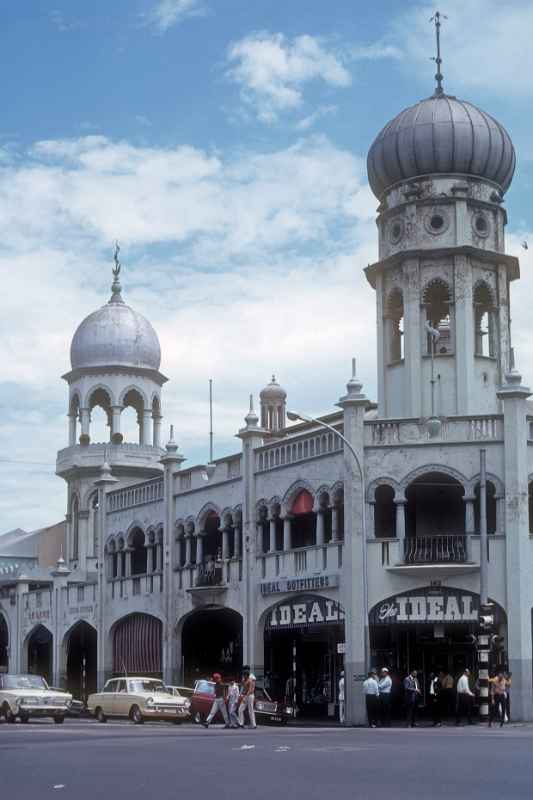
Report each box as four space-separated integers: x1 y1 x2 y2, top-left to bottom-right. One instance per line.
370 587 503 626
265 594 345 631
260 574 339 596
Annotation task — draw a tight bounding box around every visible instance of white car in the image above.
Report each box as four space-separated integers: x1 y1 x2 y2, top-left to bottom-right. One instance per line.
0 674 72 724
87 677 191 724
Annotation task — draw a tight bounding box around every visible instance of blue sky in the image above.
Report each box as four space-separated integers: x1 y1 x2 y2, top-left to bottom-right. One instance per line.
2 0 533 532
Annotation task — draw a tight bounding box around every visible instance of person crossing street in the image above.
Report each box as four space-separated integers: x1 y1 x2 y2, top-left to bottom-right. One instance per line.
238 665 257 729
203 673 230 728
227 678 240 729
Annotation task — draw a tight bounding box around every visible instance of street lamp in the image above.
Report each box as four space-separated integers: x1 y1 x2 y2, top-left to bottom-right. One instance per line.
286 410 370 682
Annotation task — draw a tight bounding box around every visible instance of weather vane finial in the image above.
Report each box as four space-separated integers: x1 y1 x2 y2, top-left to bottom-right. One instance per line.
430 10 447 96
109 240 124 303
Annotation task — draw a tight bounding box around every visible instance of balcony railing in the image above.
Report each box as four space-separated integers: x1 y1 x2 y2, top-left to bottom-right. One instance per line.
195 563 225 588
403 535 468 564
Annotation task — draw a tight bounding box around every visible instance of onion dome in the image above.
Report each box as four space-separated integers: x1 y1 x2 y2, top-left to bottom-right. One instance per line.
260 375 287 401
70 251 161 372
367 94 515 200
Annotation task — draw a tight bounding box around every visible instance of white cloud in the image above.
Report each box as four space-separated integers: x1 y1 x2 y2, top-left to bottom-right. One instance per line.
295 105 338 131
395 0 533 97
226 32 352 123
146 0 206 33
0 133 377 532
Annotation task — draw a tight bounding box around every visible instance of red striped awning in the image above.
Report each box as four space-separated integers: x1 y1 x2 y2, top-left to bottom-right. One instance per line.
113 614 162 675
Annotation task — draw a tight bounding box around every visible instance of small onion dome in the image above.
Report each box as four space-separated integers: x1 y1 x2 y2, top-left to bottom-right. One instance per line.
260 375 287 401
367 94 515 199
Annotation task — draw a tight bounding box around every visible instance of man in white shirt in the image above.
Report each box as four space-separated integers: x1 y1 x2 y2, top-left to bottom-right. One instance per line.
362 670 380 728
455 668 475 726
238 665 257 729
378 668 392 727
338 671 345 724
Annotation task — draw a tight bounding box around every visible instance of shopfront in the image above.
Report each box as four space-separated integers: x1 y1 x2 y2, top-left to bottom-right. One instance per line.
263 590 344 719
369 586 506 713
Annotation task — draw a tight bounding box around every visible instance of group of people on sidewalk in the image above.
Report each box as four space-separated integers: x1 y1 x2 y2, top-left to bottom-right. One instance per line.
202 665 257 729
361 667 512 728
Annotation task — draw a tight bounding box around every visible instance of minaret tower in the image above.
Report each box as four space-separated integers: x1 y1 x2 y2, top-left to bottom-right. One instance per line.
260 375 287 433
56 245 168 574
365 16 518 420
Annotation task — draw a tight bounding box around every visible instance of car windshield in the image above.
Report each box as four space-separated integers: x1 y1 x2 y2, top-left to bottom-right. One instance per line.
3 675 48 690
128 680 168 694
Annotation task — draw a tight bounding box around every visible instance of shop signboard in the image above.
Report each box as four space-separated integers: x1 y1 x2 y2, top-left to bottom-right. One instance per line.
265 594 345 631
370 587 504 626
260 574 339 596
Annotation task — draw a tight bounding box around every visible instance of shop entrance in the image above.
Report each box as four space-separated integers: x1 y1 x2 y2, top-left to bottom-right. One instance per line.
27 625 53 684
181 607 242 685
263 594 344 720
0 614 8 672
65 621 97 703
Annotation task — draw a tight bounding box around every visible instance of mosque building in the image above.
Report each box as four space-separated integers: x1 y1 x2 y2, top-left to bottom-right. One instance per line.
2 55 533 725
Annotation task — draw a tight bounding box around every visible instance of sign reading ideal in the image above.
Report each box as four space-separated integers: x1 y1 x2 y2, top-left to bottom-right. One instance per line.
370 587 503 626
265 594 345 631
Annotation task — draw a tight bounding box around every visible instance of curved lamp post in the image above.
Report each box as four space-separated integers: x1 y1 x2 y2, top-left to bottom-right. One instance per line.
286 409 370 699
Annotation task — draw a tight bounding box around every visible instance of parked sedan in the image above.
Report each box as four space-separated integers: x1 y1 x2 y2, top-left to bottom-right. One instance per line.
190 679 292 725
87 677 191 724
0 674 72 724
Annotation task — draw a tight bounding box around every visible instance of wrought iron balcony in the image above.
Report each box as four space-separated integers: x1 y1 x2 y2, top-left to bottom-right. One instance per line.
403 535 467 564
195 563 225 588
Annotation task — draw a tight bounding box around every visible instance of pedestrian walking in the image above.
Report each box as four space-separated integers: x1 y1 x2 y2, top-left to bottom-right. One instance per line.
362 670 380 728
455 669 475 725
490 673 507 727
441 670 454 719
238 665 257 729
227 678 240 728
338 670 345 724
505 672 512 722
378 668 392 727
203 673 230 728
429 672 441 726
403 670 421 728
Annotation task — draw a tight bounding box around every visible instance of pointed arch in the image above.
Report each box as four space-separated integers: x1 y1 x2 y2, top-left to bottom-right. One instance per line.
281 479 316 515
196 502 222 531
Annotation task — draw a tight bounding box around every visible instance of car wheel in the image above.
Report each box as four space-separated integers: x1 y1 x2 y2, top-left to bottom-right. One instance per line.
20 713 29 724
4 705 16 724
130 706 144 725
95 707 107 723
54 716 65 725
193 711 202 724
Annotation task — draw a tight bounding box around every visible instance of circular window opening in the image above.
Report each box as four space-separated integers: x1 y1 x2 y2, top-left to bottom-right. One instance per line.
391 222 402 241
430 214 444 231
475 215 488 233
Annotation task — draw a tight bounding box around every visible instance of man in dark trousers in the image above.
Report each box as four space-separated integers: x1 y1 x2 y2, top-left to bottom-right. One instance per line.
403 670 421 727
362 670 380 727
203 672 230 728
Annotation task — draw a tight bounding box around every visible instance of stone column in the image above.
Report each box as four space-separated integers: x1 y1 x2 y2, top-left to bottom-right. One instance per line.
402 258 422 419
147 545 155 574
331 505 339 542
196 532 205 565
454 253 475 415
316 510 325 546
80 408 90 443
156 543 163 572
498 371 533 721
268 518 277 553
233 523 241 559
117 550 123 579
110 406 122 443
394 494 407 547
125 548 132 577
495 494 505 535
463 492 475 561
142 410 153 447
283 516 292 551
222 527 230 560
68 414 77 447
185 534 192 566
153 416 162 449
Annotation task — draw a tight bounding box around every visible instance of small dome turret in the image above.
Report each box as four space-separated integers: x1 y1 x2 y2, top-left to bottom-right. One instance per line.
260 375 286 433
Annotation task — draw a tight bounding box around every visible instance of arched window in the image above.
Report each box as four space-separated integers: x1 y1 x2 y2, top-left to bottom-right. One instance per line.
291 490 316 549
88 388 112 443
257 506 269 554
374 485 396 537
130 529 147 575
423 279 453 355
386 288 404 363
122 389 144 444
71 496 79 561
474 281 496 358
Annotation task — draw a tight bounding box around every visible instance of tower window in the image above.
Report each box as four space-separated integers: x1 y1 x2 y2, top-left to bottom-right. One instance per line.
385 288 404 363
423 279 453 355
474 281 496 358
430 214 444 231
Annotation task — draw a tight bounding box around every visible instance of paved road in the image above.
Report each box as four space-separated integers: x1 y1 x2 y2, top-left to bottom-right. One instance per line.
1 719 531 800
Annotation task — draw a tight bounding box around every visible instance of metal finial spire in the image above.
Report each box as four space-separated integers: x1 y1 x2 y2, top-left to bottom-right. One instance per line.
110 240 124 304
430 11 447 96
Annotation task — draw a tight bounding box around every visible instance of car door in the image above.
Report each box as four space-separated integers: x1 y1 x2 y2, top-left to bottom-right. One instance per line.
112 679 129 717
99 679 118 716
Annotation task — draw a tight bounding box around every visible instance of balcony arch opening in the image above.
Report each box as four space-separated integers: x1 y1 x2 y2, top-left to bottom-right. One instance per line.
291 490 316 549
423 279 453 355
404 472 465 563
129 528 147 575
386 288 404 363
374 485 396 538
474 281 496 358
